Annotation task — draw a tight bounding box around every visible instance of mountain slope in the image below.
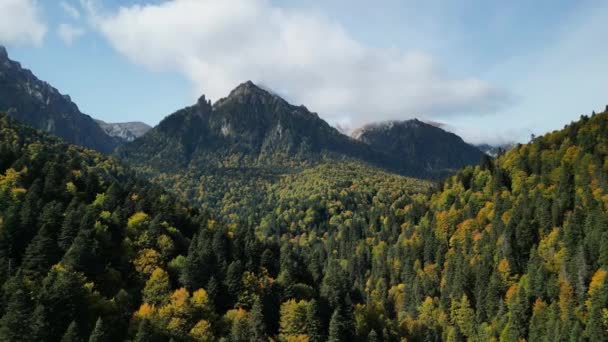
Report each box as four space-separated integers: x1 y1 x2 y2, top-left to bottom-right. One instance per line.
95 119 151 142
117 81 398 173
353 119 485 177
0 113 200 340
0 46 117 153
248 109 608 340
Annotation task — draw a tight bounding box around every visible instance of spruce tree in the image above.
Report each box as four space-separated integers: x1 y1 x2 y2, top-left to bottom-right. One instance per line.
61 321 82 342
306 299 323 342
0 289 33 341
249 296 267 341
328 307 348 342
21 225 59 275
134 319 156 342
88 317 107 342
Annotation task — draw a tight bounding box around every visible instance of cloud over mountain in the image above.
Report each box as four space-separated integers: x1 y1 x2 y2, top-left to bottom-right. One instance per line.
90 0 510 127
0 0 46 46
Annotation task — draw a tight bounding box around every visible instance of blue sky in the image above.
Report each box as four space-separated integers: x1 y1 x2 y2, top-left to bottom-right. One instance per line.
1 0 607 144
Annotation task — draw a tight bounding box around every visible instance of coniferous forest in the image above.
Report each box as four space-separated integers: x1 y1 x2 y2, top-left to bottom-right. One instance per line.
1 102 608 342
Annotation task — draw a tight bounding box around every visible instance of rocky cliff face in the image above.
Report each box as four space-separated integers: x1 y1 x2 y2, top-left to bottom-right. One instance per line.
0 46 117 153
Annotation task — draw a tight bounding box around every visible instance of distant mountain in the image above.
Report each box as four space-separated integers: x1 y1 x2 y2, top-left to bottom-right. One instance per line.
0 46 116 153
95 119 151 142
117 81 401 173
476 142 516 157
352 119 485 176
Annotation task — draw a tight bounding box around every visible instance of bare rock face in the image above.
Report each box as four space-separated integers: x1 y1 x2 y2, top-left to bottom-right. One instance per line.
0 46 117 153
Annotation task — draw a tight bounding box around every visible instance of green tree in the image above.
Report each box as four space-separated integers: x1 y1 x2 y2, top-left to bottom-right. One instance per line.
134 319 157 342
328 306 349 342
61 321 83 342
0 289 33 341
249 296 267 341
88 317 108 342
306 299 323 342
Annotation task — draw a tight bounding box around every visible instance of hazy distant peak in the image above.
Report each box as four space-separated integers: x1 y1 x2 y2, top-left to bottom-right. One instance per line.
351 119 431 139
95 119 151 143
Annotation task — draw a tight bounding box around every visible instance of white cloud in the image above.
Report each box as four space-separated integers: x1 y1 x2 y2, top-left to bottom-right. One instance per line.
0 0 46 46
60 1 80 19
58 23 85 46
92 0 510 128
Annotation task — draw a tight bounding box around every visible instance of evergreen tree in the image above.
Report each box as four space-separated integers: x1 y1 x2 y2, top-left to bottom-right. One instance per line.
88 317 108 342
0 289 33 341
225 260 243 303
306 299 323 342
21 224 60 275
368 329 379 342
61 321 82 342
230 316 250 342
328 306 349 342
249 296 268 341
134 319 157 342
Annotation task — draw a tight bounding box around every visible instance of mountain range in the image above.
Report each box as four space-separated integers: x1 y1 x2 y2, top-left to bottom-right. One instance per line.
0 46 486 181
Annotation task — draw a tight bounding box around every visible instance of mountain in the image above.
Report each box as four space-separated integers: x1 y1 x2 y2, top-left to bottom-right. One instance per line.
117 80 398 173
0 46 117 153
95 119 151 142
352 119 485 177
476 142 516 157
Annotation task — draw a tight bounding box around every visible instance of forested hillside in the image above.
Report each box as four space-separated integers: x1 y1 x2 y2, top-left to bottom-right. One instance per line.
0 113 202 341
1 107 608 341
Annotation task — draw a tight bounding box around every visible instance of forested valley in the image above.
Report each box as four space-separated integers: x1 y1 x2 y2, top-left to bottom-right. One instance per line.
0 104 608 342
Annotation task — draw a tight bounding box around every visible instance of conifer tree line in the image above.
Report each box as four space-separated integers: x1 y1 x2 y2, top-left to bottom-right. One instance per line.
0 109 607 341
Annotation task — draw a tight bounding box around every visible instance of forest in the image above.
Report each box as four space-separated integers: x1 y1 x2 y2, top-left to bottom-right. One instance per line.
0 108 607 342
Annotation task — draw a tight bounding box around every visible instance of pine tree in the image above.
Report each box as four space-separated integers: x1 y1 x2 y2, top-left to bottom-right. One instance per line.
0 289 33 341
61 321 82 342
306 299 323 342
249 296 267 341
368 329 379 342
88 317 108 342
21 224 59 275
62 228 100 275
31 304 50 341
328 307 348 342
230 316 250 342
134 319 156 342
321 260 351 309
225 260 243 302
58 201 82 251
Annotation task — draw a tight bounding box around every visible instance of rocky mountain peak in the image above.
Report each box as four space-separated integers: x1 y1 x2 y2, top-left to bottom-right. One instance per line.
215 80 283 108
0 45 7 60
